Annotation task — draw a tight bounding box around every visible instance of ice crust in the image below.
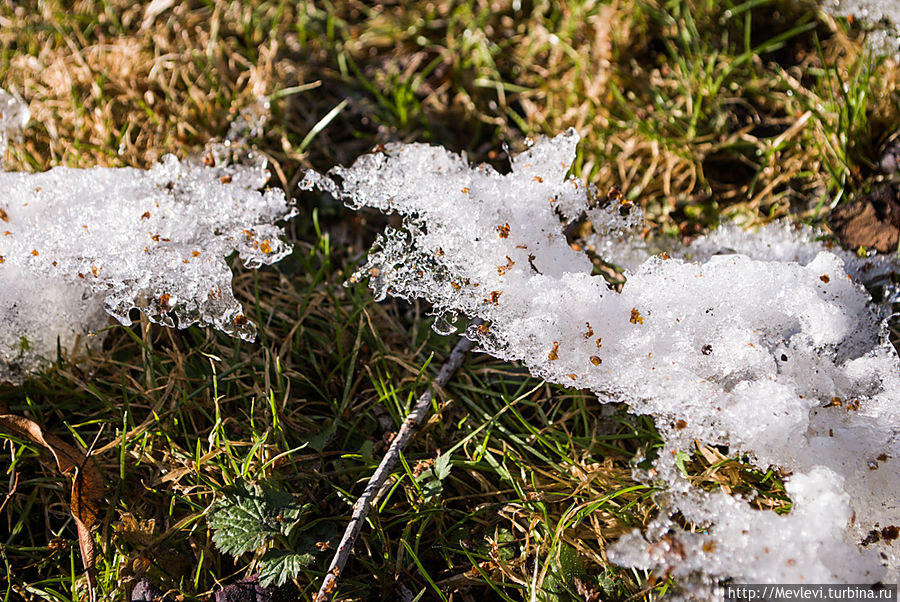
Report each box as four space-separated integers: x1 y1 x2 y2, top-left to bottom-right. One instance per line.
304 130 900 595
0 91 296 383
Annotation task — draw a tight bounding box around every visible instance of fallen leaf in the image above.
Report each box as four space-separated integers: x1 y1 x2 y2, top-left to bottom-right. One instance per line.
829 185 900 253
116 512 157 547
0 414 104 601
574 576 602 602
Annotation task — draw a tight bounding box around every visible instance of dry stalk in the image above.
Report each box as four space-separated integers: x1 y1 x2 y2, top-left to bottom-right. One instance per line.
314 324 479 602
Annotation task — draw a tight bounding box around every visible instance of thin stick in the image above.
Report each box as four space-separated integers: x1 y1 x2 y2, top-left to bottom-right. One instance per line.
0 472 18 516
314 326 479 602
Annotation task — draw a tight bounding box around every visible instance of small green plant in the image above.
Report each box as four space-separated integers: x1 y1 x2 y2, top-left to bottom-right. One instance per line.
208 479 334 587
405 451 452 508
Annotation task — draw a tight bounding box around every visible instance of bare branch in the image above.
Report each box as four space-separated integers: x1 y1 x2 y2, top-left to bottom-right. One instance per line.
314 326 479 602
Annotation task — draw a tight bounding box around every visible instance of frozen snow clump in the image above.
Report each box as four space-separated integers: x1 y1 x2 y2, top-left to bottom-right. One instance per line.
226 96 271 143
0 92 296 383
827 0 900 57
304 130 900 595
0 88 29 167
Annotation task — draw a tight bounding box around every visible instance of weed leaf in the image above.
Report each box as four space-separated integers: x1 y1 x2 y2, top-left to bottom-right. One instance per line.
675 450 691 475
258 549 314 587
209 479 305 557
432 452 452 481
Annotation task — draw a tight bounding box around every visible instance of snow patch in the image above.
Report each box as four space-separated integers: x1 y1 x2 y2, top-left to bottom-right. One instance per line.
828 0 900 58
0 91 296 383
304 130 900 592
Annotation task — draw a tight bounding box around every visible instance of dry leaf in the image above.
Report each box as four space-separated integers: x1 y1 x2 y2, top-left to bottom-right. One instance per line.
829 185 900 253
573 576 602 602
0 414 104 601
117 512 157 547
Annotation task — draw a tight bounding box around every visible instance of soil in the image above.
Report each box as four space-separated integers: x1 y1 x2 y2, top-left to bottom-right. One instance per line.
829 184 900 253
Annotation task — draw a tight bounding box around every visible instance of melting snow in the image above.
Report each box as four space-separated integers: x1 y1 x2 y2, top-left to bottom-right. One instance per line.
0 91 296 383
828 0 900 58
304 130 900 596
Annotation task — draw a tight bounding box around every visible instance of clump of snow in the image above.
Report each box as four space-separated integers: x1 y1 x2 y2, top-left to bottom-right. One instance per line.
0 91 296 383
827 0 900 58
0 88 29 168
304 130 900 593
612 466 879 599
226 96 271 144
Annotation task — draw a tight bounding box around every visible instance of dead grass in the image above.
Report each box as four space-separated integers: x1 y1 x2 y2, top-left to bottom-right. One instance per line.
505 0 900 233
4 0 897 227
0 0 306 175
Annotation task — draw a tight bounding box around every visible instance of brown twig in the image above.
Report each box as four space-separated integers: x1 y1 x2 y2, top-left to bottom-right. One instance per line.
314 325 479 602
0 472 19 516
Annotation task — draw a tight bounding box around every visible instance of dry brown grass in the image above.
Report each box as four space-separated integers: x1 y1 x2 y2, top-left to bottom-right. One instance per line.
0 0 307 174
4 0 896 234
